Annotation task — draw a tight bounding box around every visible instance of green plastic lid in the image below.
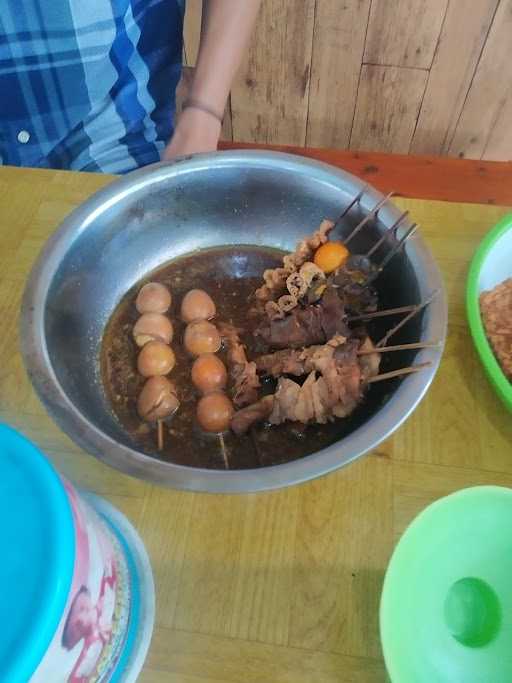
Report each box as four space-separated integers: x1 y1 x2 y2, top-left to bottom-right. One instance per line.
380 486 512 683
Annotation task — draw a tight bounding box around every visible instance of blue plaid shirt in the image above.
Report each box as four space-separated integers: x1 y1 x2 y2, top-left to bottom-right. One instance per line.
0 0 184 173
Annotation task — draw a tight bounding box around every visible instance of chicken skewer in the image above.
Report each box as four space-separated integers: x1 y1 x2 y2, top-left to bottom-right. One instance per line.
231 354 431 436
218 322 260 407
233 312 439 437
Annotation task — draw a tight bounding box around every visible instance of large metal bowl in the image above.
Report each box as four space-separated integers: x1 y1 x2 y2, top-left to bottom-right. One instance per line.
21 151 447 493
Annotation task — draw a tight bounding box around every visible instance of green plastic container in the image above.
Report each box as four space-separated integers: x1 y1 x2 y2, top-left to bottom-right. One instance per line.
466 213 512 412
380 486 512 682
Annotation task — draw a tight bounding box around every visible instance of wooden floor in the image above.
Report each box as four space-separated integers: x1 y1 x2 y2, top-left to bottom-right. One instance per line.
0 161 511 682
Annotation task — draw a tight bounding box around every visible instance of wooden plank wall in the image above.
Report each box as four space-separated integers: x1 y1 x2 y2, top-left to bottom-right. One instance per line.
181 0 512 161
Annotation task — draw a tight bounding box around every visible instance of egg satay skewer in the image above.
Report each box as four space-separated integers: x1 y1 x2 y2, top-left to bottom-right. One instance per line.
181 289 234 462
133 282 177 450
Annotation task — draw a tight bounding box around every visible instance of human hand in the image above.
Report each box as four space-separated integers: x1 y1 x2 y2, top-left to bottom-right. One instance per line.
163 106 222 161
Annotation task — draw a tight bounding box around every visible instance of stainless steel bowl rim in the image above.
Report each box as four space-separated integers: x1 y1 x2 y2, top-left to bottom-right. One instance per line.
20 150 447 493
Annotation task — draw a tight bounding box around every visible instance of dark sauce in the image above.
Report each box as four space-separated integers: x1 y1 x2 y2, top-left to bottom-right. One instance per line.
102 246 391 470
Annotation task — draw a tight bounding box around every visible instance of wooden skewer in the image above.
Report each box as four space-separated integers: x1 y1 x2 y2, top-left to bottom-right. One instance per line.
343 191 395 246
365 223 418 286
367 362 432 383
333 186 368 228
378 223 418 269
376 290 440 348
366 210 409 258
358 341 440 355
250 427 263 466
348 303 423 322
157 420 164 451
219 431 229 469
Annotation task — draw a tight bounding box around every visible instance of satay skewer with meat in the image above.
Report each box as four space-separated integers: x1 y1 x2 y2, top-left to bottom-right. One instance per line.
234 213 437 435
217 322 260 408
231 334 433 436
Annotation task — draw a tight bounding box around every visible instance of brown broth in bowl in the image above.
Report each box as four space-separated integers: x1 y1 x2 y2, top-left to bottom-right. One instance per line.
101 246 395 470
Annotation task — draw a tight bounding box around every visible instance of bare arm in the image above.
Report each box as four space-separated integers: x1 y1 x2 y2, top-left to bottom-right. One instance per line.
163 0 261 160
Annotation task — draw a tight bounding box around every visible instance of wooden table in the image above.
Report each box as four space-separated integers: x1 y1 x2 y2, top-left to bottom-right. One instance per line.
1 148 511 683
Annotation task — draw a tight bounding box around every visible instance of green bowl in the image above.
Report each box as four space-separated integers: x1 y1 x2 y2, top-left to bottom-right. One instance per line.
380 486 512 683
466 213 512 412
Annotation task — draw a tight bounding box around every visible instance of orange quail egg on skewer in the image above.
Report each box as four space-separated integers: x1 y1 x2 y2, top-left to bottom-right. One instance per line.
181 289 216 323
184 320 221 356
133 313 174 347
191 353 227 394
196 392 234 433
135 282 172 314
314 242 349 274
137 376 179 422
137 340 176 377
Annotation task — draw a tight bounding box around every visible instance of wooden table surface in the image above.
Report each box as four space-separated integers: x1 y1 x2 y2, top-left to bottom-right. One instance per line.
221 143 512 206
1 150 511 683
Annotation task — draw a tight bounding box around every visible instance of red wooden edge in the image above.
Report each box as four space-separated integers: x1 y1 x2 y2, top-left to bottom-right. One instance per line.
219 142 512 207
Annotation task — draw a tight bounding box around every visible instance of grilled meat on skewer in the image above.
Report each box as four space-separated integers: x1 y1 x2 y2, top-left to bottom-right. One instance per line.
231 336 381 434
253 219 335 307
255 287 349 349
218 322 260 408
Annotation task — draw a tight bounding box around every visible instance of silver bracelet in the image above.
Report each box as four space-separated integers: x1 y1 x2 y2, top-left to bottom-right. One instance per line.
182 98 223 125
